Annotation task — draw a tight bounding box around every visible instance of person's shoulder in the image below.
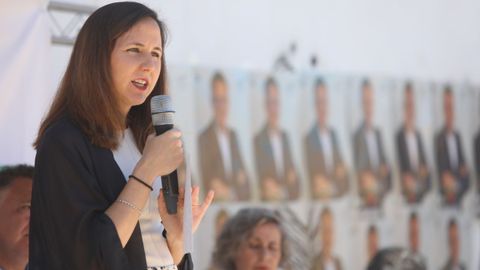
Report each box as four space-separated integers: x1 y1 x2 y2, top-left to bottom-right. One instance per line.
329 127 339 137
354 123 365 137
305 124 316 140
229 127 239 139
280 129 290 140
39 116 88 149
435 127 447 138
199 121 214 140
453 129 462 139
395 125 404 137
253 127 265 144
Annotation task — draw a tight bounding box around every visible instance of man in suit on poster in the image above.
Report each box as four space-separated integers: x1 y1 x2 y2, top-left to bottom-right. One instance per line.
254 77 300 201
311 208 343 270
434 86 470 206
198 72 251 201
408 213 427 269
304 78 349 200
442 219 466 270
353 79 392 208
396 83 431 204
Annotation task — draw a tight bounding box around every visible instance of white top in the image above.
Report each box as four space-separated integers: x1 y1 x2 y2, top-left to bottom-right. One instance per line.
447 132 459 169
318 127 334 173
269 130 284 178
215 127 233 179
366 129 380 169
112 129 175 267
406 130 419 170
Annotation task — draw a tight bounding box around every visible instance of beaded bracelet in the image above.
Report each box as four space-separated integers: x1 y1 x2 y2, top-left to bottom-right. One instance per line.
117 199 142 213
129 174 153 191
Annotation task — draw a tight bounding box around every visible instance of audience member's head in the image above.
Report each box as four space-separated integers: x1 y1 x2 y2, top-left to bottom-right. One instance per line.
0 165 34 270
211 71 229 129
264 76 280 130
448 218 460 263
367 225 379 262
212 208 288 270
403 82 416 130
361 79 374 128
443 85 455 132
409 212 420 253
318 208 334 257
314 78 328 129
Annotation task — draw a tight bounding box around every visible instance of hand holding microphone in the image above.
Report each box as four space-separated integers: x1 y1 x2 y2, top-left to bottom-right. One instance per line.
133 95 183 215
139 130 183 179
151 95 181 214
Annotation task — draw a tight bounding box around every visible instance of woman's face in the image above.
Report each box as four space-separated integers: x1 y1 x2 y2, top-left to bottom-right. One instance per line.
110 17 162 115
234 222 282 270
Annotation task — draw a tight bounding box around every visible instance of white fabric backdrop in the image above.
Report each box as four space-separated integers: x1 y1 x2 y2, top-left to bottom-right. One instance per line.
0 0 51 165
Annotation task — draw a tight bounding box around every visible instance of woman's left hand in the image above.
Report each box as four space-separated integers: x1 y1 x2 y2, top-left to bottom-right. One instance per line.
157 186 214 263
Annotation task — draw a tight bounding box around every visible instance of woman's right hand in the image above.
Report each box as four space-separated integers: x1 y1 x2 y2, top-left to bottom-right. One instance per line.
133 130 184 184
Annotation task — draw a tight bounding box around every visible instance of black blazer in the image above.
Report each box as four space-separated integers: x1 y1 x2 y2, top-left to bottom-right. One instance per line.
30 116 146 269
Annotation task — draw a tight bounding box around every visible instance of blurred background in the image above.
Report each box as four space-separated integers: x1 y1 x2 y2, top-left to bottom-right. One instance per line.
1 0 480 269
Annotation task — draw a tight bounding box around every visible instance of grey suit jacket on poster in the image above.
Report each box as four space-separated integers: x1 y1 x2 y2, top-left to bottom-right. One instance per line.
253 125 300 200
353 123 392 203
198 121 251 201
395 126 431 203
304 125 349 199
434 127 470 204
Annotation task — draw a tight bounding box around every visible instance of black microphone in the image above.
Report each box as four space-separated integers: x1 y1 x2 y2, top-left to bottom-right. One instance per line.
151 95 179 214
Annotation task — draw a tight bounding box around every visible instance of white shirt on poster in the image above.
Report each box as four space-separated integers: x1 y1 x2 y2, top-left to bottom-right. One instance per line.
406 130 419 170
447 132 459 170
269 129 284 178
216 127 233 179
366 128 380 169
318 127 334 173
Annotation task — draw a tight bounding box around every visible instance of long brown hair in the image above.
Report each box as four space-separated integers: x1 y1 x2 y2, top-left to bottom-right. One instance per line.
34 2 168 151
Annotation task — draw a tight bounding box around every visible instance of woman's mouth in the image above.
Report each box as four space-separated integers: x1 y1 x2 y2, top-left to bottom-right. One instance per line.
131 79 148 90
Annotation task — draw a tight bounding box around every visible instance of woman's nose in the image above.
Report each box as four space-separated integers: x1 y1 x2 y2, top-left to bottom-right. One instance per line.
257 248 270 262
141 55 156 72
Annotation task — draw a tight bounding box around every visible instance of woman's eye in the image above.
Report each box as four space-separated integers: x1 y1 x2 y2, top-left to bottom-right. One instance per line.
127 48 140 53
269 245 279 252
248 243 262 250
152 51 161 58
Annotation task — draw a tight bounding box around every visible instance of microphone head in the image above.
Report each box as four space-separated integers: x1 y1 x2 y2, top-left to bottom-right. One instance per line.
151 95 175 126
151 95 175 114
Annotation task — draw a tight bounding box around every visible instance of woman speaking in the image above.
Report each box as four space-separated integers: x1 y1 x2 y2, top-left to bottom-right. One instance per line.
30 2 213 269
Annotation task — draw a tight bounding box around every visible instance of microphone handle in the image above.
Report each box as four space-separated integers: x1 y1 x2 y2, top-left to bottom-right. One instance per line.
154 123 179 214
